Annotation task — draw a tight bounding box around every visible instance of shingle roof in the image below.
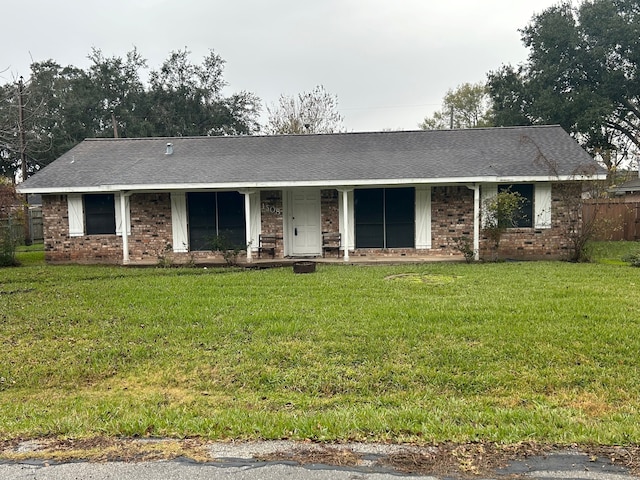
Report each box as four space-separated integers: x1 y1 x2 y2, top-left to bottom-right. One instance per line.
18 125 605 193
610 177 640 194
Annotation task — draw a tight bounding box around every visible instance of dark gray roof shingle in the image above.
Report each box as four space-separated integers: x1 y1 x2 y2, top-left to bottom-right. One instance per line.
18 125 604 192
610 177 640 194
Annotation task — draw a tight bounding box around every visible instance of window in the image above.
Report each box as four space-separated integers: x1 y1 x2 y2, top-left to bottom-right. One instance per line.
354 189 383 248
84 194 116 235
498 184 533 228
354 187 415 248
187 192 245 251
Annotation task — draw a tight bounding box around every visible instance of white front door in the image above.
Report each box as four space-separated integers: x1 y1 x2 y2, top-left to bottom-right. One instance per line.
291 189 321 256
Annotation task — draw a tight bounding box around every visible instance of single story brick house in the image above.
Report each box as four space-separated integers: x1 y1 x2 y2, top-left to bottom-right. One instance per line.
17 125 605 264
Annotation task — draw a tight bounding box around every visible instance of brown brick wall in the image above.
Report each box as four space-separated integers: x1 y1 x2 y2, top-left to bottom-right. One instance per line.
479 183 580 260
42 195 123 264
321 189 340 233
42 184 583 264
431 186 475 255
259 190 284 257
128 193 173 262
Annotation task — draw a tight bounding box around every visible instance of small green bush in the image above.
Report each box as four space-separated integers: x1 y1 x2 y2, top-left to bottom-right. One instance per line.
0 224 20 267
454 236 475 263
482 189 525 261
622 251 640 267
0 181 22 267
211 233 245 266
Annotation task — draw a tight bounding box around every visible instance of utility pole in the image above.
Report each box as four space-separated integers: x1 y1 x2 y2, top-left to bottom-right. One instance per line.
17 76 32 245
111 111 119 138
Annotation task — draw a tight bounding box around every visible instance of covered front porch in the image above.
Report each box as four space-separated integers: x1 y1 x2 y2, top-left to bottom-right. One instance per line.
118 184 482 266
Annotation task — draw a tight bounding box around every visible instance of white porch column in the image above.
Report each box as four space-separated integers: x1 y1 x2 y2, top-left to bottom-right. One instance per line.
241 190 254 263
339 188 353 262
473 184 480 261
120 192 130 265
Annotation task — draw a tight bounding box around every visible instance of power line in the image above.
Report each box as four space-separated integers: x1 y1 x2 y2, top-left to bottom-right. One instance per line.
340 102 440 112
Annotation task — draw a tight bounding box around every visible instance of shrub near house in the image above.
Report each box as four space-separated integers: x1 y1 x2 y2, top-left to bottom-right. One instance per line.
0 180 22 266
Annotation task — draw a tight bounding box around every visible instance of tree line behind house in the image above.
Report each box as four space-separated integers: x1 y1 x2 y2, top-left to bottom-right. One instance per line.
423 0 640 174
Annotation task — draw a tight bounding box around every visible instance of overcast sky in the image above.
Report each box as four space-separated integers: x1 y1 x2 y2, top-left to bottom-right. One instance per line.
1 1 561 132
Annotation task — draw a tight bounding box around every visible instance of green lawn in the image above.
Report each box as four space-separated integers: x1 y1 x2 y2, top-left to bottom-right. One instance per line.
1 244 640 445
588 240 640 265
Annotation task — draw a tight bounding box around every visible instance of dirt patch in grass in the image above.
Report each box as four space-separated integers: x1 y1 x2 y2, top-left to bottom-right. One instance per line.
378 442 552 477
256 441 553 477
5 438 637 477
0 437 211 463
0 288 35 295
255 445 362 467
258 442 640 477
589 445 640 475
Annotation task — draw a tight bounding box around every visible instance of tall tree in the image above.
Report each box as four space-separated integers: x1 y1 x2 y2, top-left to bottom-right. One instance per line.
85 48 148 138
486 65 533 128
0 82 20 178
420 82 492 130
25 61 97 166
265 85 344 134
0 48 262 180
0 64 85 178
487 0 640 171
148 49 260 136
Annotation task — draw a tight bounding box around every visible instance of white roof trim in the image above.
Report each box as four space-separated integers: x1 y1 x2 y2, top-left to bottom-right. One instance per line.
17 173 606 195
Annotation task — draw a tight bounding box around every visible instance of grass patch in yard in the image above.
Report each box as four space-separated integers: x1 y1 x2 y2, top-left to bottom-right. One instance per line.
11 244 45 267
1 260 640 445
588 240 640 265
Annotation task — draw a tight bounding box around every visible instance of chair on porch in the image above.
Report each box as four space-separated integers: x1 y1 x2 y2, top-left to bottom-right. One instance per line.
322 232 342 258
257 234 277 259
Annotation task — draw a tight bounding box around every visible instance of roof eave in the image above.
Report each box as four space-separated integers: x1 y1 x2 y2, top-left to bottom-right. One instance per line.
16 173 606 195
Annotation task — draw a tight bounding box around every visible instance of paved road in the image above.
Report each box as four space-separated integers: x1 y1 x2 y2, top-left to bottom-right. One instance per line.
0 460 434 479
1 455 638 480
1 442 638 480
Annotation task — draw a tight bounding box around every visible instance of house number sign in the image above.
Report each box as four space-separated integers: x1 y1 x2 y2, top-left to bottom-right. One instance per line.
261 203 282 215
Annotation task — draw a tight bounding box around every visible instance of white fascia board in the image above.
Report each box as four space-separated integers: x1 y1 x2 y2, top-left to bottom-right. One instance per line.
108 174 606 189
107 177 564 190
18 173 606 195
493 174 607 183
17 185 116 194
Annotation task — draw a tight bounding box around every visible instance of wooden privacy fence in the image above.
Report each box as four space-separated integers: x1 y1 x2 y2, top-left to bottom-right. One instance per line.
0 215 22 244
0 208 43 245
583 199 640 241
29 208 43 243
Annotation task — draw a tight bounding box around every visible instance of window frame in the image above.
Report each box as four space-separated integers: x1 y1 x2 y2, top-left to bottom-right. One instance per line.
497 184 534 228
84 193 116 235
186 191 246 251
354 187 415 249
